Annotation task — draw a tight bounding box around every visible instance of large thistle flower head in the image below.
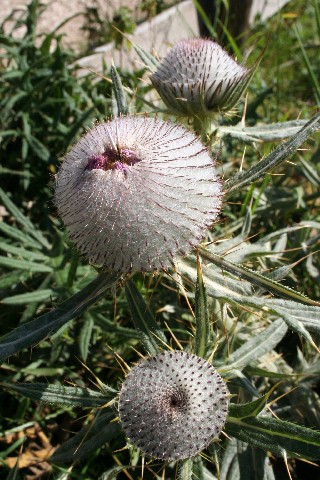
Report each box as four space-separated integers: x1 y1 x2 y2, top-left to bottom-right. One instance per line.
118 351 229 461
54 116 222 273
151 38 253 117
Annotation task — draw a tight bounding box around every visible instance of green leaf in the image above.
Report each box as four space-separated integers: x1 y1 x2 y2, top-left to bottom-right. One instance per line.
0 256 53 273
226 415 320 460
50 411 121 464
1 289 55 305
195 255 210 358
223 319 287 372
0 271 29 289
237 440 272 480
295 23 320 104
79 315 94 362
192 456 205 480
226 110 320 193
178 253 320 347
198 247 318 306
125 279 167 355
132 43 159 72
0 272 119 363
0 242 48 261
27 134 50 161
0 188 51 249
217 119 308 142
0 217 46 250
2 383 115 408
178 459 193 480
110 63 129 116
229 385 279 419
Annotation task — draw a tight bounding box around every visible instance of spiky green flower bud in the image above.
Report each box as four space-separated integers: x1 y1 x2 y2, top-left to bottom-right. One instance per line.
54 116 222 273
151 38 252 117
119 351 229 461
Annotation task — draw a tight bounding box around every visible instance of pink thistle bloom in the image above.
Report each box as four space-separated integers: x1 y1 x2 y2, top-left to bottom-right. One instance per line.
151 38 251 117
54 116 222 272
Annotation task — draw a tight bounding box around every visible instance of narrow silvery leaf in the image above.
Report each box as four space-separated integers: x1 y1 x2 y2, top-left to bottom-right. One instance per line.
1 289 54 305
217 119 308 143
226 110 320 194
237 441 272 480
198 247 317 306
110 64 129 116
225 319 288 372
226 416 320 460
220 438 239 480
178 459 193 480
0 256 52 273
2 383 115 408
195 255 210 358
133 43 159 72
55 116 222 273
79 315 94 362
0 220 42 249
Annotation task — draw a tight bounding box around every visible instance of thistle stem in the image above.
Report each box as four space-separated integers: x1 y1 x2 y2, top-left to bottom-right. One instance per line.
193 115 212 143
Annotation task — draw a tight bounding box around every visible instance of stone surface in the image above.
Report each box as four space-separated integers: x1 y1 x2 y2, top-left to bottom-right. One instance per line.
2 0 290 70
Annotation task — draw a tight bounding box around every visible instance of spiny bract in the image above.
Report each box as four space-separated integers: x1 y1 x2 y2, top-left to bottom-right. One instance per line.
151 38 250 117
54 116 222 272
118 351 229 461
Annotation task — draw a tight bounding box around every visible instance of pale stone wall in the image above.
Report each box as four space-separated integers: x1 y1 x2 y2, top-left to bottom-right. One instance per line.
1 0 144 52
1 0 290 60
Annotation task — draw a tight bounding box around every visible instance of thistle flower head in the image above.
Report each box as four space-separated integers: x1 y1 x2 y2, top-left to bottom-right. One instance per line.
118 351 229 461
54 116 222 272
151 38 251 117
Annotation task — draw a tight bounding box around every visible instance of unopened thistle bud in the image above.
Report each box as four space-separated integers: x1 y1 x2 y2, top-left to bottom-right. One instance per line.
151 38 252 117
118 351 229 461
54 116 222 272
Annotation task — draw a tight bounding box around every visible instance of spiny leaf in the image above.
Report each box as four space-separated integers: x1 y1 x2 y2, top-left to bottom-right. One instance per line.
133 43 159 72
198 247 319 306
1 383 116 408
178 459 193 480
194 255 210 358
225 110 320 193
110 63 129 116
226 415 320 460
229 384 280 419
222 319 288 373
217 119 308 143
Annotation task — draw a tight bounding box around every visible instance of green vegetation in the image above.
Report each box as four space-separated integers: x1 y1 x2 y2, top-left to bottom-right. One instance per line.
0 0 319 479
